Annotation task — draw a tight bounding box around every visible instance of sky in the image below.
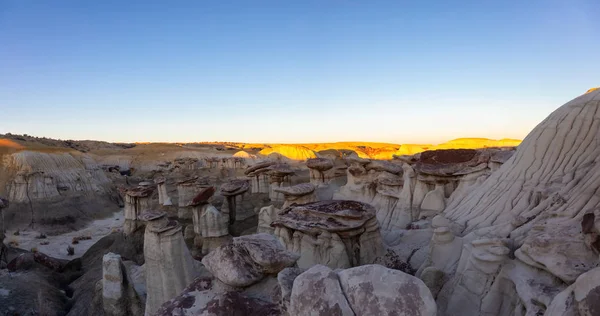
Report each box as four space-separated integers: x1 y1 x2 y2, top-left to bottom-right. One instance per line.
1 0 599 144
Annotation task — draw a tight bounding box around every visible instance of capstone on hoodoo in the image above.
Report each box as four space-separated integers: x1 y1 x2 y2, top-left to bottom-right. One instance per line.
272 200 385 269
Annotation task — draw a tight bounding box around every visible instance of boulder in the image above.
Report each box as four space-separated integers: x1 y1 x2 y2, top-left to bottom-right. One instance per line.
201 233 299 287
338 264 436 316
289 265 354 316
155 277 280 316
289 264 436 316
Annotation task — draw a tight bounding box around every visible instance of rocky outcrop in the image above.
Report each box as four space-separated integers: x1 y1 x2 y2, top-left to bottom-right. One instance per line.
245 161 275 194
272 200 384 269
102 252 144 316
258 204 279 234
306 158 334 185
289 264 436 316
141 210 198 316
333 147 515 231
443 89 600 236
220 179 250 225
189 186 231 255
267 164 295 203
437 238 511 315
0 151 120 230
122 185 155 235
273 182 317 209
176 177 209 220
201 233 299 288
154 177 172 206
155 277 280 316
259 145 317 161
546 266 600 316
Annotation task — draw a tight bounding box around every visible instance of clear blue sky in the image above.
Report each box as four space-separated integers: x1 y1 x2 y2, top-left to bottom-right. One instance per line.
1 0 598 144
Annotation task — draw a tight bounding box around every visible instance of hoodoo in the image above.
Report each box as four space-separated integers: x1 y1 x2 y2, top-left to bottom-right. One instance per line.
267 163 295 203
176 177 207 220
189 186 231 255
154 177 172 206
272 200 385 269
140 210 198 316
306 157 334 185
272 182 317 209
220 179 250 225
122 185 155 235
245 161 274 194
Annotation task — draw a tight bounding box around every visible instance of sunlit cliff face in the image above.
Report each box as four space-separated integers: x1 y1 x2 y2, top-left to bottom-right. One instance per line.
586 87 599 94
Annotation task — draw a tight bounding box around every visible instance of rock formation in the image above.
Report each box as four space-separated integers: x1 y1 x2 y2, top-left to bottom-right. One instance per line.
245 161 275 194
0 151 119 230
257 204 279 234
122 185 155 235
273 182 317 209
102 252 144 316
155 234 298 315
306 158 334 185
176 177 208 220
220 179 250 225
272 200 385 269
289 264 437 316
334 148 516 231
140 210 198 315
154 177 172 206
202 233 299 287
0 197 7 261
267 163 295 203
258 145 318 161
443 89 600 236
189 186 231 255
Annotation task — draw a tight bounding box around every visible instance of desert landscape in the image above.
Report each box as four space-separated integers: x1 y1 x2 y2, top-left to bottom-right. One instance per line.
0 87 599 315
3 1 599 315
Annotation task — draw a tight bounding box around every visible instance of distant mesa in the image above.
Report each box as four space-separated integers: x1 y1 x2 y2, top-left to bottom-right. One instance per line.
258 145 318 161
255 138 521 161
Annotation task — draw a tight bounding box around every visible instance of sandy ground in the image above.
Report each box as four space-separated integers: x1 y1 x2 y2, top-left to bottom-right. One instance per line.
4 210 124 260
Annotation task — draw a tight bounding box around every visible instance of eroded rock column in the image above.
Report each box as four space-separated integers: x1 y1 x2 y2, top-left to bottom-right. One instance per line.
140 210 197 316
244 161 274 194
272 200 385 269
176 177 208 220
220 179 250 225
306 158 334 185
273 183 317 209
122 186 155 235
154 177 172 206
189 186 232 255
267 164 295 203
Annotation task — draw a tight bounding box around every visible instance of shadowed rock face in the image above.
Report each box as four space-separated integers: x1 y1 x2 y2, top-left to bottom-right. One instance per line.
155 277 281 316
221 179 250 224
289 264 436 316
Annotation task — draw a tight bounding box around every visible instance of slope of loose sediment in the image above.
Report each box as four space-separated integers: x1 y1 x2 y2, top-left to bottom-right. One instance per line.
443 89 600 236
0 151 119 230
